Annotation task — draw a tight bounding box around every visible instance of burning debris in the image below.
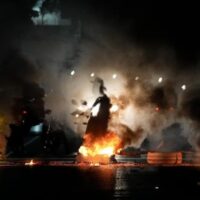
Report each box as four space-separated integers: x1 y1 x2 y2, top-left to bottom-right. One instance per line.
77 132 122 164
76 79 122 164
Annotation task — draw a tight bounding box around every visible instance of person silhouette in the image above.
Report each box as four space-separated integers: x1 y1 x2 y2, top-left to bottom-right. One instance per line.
86 79 111 136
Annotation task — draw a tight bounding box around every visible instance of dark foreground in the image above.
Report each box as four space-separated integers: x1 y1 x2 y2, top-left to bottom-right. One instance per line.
0 165 200 200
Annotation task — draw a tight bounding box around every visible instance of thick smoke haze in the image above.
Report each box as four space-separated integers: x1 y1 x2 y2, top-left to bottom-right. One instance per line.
0 0 200 154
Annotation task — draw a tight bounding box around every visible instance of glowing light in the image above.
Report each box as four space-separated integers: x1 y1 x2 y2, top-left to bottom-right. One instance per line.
158 77 163 83
22 110 27 115
32 0 45 12
91 104 100 117
112 74 117 79
155 107 160 112
99 147 114 156
75 114 79 118
25 160 35 166
70 70 75 76
135 76 139 81
30 123 43 134
155 186 159 190
181 84 186 90
78 132 122 162
79 146 88 156
110 104 119 113
90 73 95 77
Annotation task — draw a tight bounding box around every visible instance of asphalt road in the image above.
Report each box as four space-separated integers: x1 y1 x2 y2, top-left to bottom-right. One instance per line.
0 165 200 200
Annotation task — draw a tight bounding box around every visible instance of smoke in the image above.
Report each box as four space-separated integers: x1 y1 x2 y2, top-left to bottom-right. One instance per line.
0 49 44 155
1 0 200 155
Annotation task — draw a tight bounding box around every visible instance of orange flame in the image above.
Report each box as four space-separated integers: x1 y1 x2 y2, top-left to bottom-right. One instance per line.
78 132 122 163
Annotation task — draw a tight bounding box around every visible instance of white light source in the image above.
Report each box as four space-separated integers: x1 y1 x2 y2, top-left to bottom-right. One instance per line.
75 114 79 118
181 84 186 90
30 123 43 134
70 70 75 76
25 160 35 166
155 186 159 190
91 104 100 117
112 74 117 79
110 104 119 113
90 73 95 77
135 76 139 81
158 77 163 83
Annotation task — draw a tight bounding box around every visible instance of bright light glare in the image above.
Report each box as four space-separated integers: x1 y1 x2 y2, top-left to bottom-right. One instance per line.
91 104 100 117
25 160 35 166
30 123 43 134
112 74 117 79
181 84 186 90
90 73 95 77
110 104 119 112
158 77 163 83
70 70 75 76
155 186 159 190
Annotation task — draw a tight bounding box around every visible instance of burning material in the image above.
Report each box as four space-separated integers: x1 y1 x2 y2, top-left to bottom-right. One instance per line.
77 132 122 164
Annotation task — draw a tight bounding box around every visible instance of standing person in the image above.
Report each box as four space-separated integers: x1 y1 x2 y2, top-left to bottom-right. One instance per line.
86 79 111 136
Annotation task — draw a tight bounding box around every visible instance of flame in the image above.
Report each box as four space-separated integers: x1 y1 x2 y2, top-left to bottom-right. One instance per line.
25 160 35 166
78 132 122 163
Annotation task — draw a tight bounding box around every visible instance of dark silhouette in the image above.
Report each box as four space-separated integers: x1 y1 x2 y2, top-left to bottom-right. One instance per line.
7 82 51 156
8 124 24 156
86 79 111 136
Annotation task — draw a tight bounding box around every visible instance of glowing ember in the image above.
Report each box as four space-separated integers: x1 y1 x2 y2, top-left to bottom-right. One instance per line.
25 160 35 166
78 132 122 164
90 163 100 166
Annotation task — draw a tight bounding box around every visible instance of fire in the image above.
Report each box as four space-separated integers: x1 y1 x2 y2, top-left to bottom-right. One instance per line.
25 160 36 166
78 132 122 164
